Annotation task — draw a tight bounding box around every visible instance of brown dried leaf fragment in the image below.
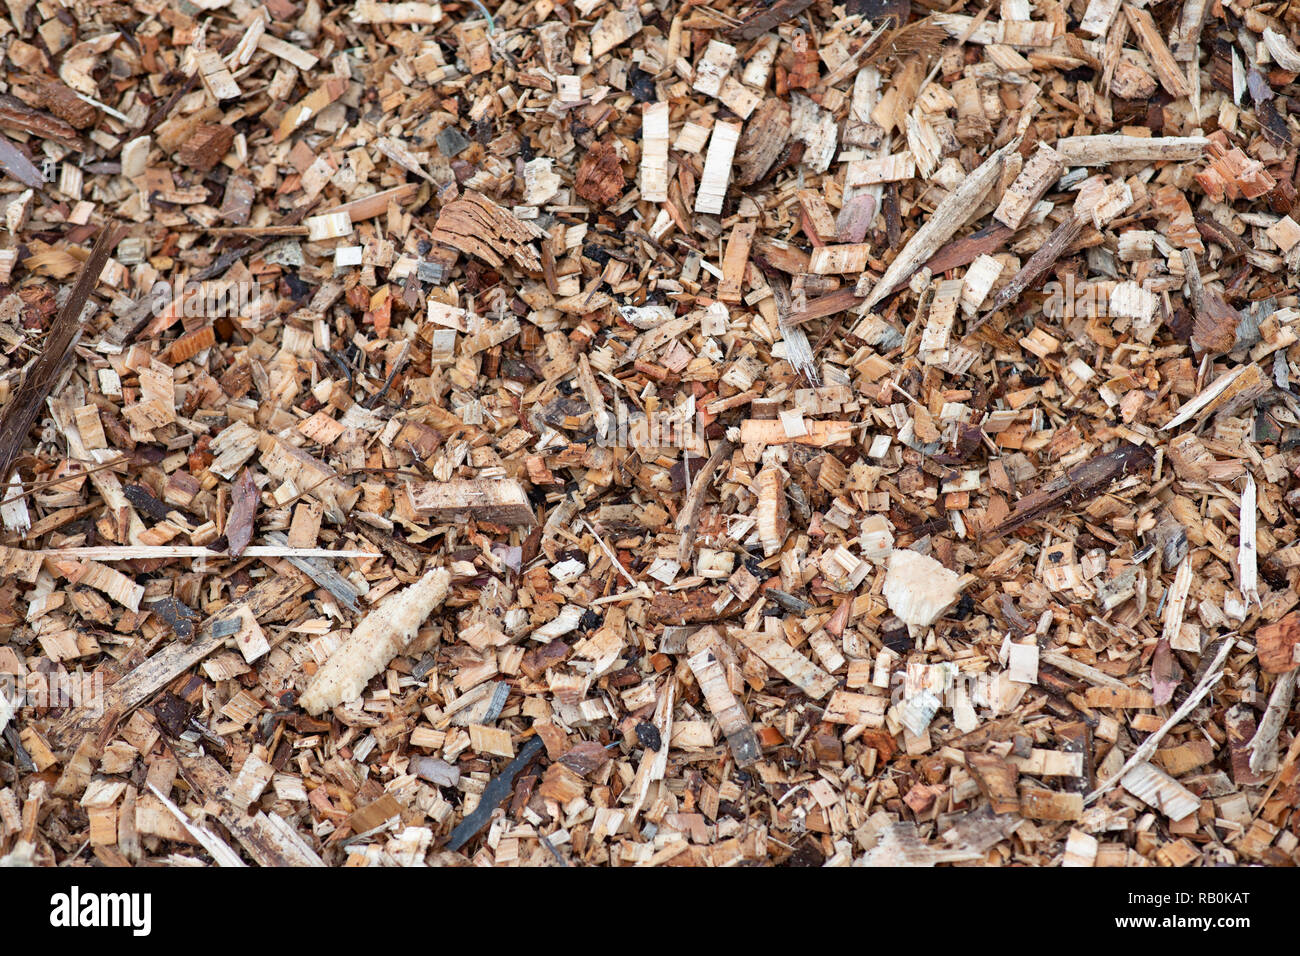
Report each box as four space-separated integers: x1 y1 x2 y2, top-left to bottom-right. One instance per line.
1151 639 1181 707
225 468 258 558
1181 250 1240 353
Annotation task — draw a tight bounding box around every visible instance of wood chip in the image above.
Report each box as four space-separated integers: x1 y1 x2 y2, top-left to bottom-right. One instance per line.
1 0 1296 873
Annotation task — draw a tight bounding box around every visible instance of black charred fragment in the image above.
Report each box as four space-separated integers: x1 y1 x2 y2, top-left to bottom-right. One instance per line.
782 835 826 867
635 720 662 751
123 483 172 521
149 596 200 642
152 692 194 738
628 67 657 102
2 725 35 773
435 126 470 158
581 242 612 267
444 735 545 852
881 615 912 653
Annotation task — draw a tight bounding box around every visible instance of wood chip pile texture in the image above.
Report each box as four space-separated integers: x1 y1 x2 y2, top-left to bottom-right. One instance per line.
1 0 1300 868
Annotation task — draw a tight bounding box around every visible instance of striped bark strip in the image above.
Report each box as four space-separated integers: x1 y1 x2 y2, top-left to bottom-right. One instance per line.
730 627 838 700
688 648 761 767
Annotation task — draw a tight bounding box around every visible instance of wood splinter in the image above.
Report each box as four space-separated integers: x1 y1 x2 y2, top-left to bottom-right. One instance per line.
298 567 451 715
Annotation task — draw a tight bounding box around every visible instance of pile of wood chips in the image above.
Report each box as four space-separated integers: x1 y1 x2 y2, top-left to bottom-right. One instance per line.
3 0 1300 868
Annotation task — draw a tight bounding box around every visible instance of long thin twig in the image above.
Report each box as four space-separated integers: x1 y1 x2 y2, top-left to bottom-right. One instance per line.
580 516 643 592
0 456 129 506
675 438 735 568
1085 636 1236 805
1252 731 1300 821
0 222 124 480
31 545 372 560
